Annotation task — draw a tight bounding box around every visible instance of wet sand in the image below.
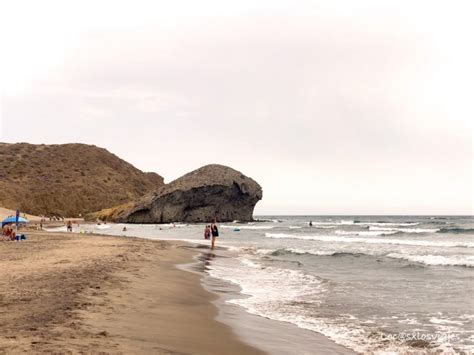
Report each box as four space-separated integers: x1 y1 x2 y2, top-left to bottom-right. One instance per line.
191 249 356 355
0 232 263 354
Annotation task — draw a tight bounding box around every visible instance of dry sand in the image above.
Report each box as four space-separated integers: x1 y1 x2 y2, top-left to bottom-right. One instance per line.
0 231 264 354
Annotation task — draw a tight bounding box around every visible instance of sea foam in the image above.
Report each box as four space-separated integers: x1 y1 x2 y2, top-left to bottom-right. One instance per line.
220 225 274 230
207 256 416 354
369 226 439 233
335 230 398 236
387 253 474 267
264 233 474 248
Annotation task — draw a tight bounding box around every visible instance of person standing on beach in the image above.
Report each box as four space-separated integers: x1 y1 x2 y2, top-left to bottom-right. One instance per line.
211 221 219 249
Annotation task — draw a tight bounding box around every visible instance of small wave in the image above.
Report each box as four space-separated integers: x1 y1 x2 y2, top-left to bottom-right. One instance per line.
221 225 274 230
309 221 420 227
268 248 370 258
309 222 342 226
254 219 282 223
289 226 303 229
264 233 474 248
357 221 420 227
387 253 474 267
438 227 474 234
335 230 398 237
356 222 420 226
369 226 439 233
264 248 474 267
269 248 335 257
306 220 355 226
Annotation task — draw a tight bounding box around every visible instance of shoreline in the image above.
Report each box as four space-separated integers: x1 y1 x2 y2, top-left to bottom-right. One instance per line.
0 231 263 354
185 247 355 355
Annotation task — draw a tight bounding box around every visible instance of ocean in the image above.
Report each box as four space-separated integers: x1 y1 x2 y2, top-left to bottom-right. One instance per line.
63 216 474 354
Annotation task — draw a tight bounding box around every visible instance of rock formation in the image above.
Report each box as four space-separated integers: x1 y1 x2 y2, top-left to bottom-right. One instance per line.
110 164 262 223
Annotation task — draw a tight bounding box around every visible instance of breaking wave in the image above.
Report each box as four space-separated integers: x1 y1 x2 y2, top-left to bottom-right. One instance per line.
438 227 474 234
264 233 474 248
221 225 274 230
369 226 439 233
266 248 474 267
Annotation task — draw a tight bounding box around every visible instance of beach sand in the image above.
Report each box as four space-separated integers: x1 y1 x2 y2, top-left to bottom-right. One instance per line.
0 232 263 354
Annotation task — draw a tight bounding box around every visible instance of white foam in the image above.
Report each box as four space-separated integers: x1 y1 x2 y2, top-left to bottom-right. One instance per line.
264 233 474 248
309 221 349 226
301 221 420 227
285 248 337 256
221 225 274 230
208 256 326 304
207 256 412 354
429 317 464 326
398 318 421 325
335 230 398 237
369 226 439 233
96 224 111 230
387 253 474 267
289 226 303 229
357 222 420 226
267 248 474 267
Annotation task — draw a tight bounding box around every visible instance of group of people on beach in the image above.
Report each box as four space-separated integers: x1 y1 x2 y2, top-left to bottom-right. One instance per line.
1 223 27 241
1 224 16 241
204 221 219 249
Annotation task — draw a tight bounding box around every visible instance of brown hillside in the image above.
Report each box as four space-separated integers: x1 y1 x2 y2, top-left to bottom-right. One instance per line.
0 143 164 217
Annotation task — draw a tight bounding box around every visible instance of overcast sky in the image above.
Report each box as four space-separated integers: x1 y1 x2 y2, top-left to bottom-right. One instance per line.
0 0 472 215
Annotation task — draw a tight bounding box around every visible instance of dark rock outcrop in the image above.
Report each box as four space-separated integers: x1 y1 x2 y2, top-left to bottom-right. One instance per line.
113 164 262 223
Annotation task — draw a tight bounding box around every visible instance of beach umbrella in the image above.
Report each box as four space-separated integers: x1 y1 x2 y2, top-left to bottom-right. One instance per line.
2 216 28 228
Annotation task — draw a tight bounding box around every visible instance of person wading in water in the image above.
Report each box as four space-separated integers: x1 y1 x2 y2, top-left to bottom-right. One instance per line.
211 220 219 249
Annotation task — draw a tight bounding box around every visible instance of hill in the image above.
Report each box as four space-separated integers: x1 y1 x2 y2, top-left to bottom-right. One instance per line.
0 143 164 217
0 207 42 222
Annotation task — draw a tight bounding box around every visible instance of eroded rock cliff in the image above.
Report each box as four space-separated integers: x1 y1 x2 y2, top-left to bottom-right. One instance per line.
112 164 262 223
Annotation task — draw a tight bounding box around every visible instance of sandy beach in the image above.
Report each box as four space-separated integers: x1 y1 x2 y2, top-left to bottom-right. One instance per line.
0 231 263 354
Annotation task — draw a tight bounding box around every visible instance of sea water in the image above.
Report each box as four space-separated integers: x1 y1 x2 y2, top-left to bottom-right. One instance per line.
70 216 473 354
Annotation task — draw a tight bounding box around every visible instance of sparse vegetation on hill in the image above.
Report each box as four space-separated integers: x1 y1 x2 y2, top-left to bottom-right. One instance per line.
0 143 164 217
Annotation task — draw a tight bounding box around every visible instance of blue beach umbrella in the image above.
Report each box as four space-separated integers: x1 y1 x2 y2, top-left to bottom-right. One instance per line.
2 216 28 228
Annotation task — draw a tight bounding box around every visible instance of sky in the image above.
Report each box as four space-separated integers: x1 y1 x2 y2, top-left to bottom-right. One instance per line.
0 0 473 215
